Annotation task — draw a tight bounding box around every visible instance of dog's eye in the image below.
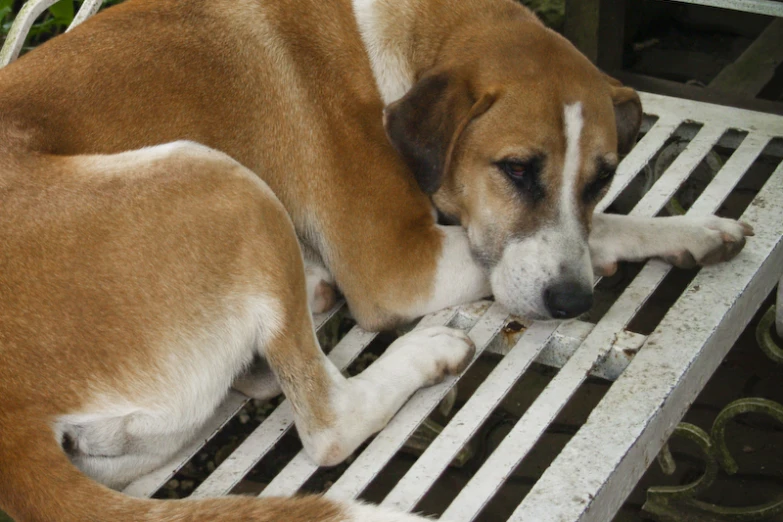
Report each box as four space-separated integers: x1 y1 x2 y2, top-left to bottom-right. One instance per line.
496 157 541 180
597 164 616 180
498 160 527 179
496 157 545 202
583 164 616 202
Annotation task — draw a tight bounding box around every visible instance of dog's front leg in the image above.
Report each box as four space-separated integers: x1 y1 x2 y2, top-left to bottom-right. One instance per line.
589 213 754 276
333 224 491 330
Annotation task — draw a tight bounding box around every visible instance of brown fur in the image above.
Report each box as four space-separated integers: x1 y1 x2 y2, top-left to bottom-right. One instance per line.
0 0 443 330
0 0 650 520
1 416 344 521
0 146 348 521
392 13 635 262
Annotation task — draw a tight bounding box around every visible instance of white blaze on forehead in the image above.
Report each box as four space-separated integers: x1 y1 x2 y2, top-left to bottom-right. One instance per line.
560 103 584 225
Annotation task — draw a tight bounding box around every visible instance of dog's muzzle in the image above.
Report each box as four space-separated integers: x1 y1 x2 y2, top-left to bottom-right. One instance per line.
543 282 593 319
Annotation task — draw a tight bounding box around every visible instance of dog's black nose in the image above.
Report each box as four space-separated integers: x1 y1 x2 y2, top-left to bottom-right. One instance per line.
544 283 593 319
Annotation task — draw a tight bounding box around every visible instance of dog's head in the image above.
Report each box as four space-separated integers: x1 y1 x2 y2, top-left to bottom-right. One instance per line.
384 19 642 321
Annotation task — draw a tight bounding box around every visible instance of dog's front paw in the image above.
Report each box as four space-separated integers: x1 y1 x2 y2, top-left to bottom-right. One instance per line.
387 326 475 385
663 216 754 268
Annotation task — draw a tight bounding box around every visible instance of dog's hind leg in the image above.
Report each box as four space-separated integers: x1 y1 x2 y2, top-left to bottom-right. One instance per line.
265 318 474 466
258 243 474 466
589 213 754 275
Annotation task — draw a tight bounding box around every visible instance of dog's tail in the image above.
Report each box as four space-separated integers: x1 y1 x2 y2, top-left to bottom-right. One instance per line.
0 417 426 522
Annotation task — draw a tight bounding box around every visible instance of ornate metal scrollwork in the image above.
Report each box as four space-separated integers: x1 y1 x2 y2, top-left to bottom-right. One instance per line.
757 305 783 365
644 400 783 521
643 304 783 521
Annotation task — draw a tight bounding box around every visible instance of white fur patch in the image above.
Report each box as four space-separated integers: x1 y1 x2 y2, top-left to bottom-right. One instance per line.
560 103 584 233
136 140 213 158
352 0 414 104
56 295 283 488
78 141 222 177
416 225 491 317
560 102 593 280
76 141 282 209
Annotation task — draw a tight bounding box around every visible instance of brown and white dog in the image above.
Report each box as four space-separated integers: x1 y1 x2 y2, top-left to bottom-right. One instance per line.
0 0 752 520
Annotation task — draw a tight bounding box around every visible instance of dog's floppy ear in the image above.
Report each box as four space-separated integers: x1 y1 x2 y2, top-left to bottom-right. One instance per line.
383 72 497 194
603 74 643 155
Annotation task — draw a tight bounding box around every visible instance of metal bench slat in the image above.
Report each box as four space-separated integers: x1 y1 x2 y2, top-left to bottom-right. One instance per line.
641 93 783 135
597 116 681 213
631 124 727 217
69 0 103 31
513 160 783 521
381 320 562 512
688 133 771 214
440 260 673 521
0 0 101 66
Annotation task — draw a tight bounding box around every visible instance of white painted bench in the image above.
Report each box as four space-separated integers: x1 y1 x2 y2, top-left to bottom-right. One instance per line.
3 2 782 520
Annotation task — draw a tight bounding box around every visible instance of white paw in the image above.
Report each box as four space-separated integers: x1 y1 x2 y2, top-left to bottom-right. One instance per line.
305 265 336 314
663 216 753 268
386 326 475 386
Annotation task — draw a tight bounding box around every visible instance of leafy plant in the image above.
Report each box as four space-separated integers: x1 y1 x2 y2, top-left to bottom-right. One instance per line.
31 0 74 35
1 0 124 52
1 0 14 41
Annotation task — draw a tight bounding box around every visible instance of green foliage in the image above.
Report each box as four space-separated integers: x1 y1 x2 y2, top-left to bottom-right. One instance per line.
519 0 565 31
1 0 14 39
27 0 74 41
0 0 12 20
1 0 124 52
